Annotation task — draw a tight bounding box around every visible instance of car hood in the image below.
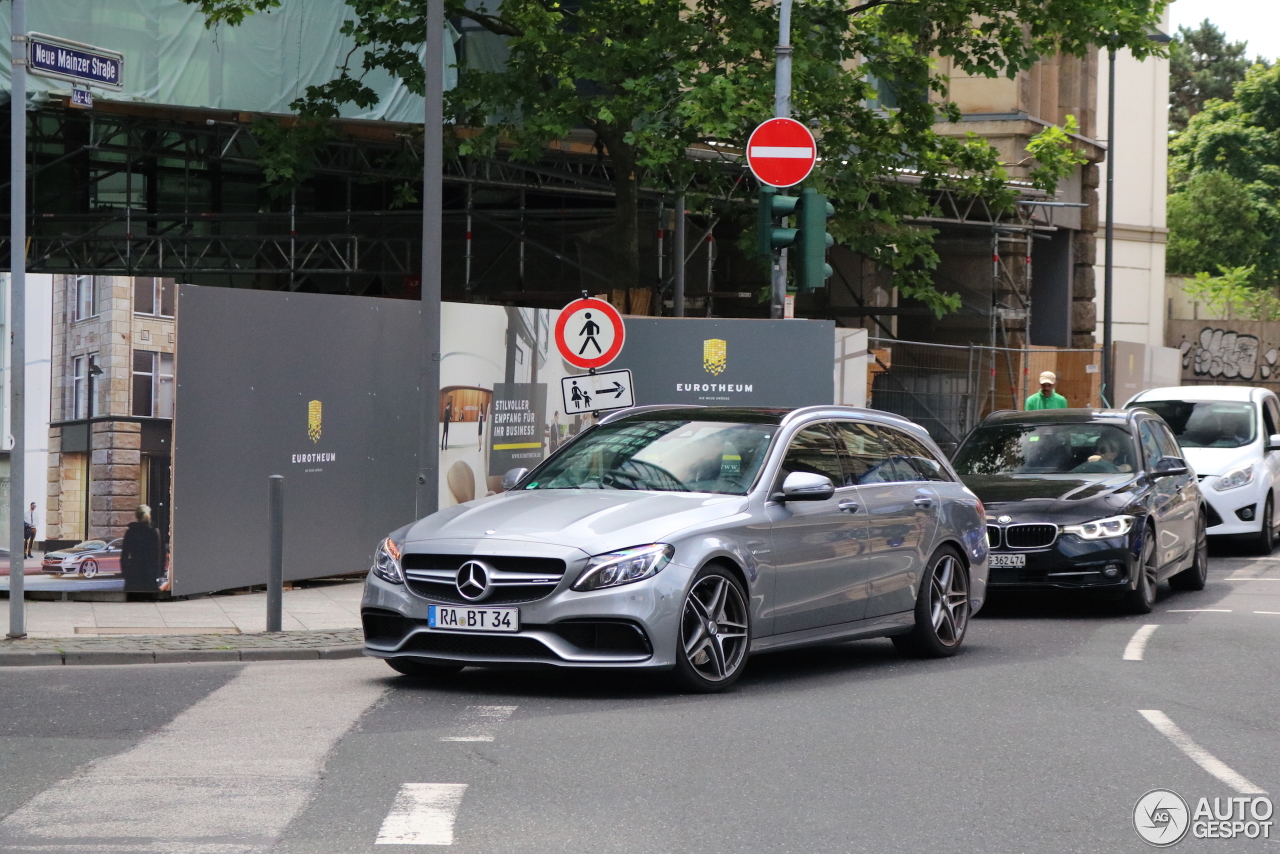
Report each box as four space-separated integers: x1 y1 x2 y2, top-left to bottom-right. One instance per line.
1179 445 1258 478
403 489 748 555
44 551 79 561
962 473 1142 522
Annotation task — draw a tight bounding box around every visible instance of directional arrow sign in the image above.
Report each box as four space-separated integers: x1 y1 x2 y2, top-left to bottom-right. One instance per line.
561 369 635 415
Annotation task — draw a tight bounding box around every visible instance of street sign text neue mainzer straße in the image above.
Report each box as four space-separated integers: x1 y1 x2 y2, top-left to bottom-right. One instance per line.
26 32 124 91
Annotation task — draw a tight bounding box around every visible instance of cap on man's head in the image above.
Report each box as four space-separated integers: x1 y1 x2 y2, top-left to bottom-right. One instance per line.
1039 371 1057 385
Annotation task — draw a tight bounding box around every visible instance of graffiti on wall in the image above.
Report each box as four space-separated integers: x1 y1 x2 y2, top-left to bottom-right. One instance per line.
1180 327 1280 380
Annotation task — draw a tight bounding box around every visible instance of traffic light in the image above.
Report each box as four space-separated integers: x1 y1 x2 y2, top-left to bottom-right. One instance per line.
795 188 835 292
757 187 799 258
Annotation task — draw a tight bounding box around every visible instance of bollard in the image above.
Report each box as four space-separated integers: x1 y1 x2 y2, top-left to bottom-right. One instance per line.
267 475 284 632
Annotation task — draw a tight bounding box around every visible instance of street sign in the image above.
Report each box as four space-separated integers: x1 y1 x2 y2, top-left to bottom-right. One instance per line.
555 297 626 370
561 369 635 415
27 33 124 91
69 89 92 109
746 118 817 188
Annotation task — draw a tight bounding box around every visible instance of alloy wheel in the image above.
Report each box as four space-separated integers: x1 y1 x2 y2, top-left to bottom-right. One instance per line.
680 574 749 683
80 559 98 579
929 554 970 647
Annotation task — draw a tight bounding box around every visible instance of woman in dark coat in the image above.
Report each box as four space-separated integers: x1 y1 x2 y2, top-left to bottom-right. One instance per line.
121 505 163 593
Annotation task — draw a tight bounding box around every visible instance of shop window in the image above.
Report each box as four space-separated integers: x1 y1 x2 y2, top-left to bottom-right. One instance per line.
132 350 174 418
73 276 96 322
135 278 175 318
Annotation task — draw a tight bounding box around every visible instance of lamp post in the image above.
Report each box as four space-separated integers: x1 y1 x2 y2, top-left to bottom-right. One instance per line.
417 0 444 517
769 0 793 320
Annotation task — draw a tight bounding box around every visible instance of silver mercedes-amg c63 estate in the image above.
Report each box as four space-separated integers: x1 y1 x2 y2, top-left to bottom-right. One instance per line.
362 406 989 692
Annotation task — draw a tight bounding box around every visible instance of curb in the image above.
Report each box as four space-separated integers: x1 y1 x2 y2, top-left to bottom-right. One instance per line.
0 645 365 667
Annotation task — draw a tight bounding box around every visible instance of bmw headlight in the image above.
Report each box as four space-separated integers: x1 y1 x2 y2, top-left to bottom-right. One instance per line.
1063 515 1135 540
573 544 674 592
371 537 404 584
1213 465 1255 492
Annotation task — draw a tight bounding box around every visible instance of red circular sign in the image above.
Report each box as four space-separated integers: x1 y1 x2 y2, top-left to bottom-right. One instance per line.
746 118 818 188
555 298 626 370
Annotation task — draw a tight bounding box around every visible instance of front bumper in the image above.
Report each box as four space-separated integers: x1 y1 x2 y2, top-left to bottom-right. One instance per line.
361 549 696 669
1199 481 1267 536
987 534 1138 590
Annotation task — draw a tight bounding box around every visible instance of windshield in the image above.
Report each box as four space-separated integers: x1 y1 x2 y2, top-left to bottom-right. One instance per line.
954 423 1137 476
1137 400 1256 449
69 540 106 552
525 420 776 494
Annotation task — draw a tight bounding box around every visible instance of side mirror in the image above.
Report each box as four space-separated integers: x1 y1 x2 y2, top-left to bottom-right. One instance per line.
1268 433 1280 451
775 471 836 502
501 467 529 491
1153 457 1190 477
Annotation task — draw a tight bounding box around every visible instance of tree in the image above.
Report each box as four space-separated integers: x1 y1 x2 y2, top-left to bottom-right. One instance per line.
187 0 1166 314
1168 19 1264 134
1170 62 1280 285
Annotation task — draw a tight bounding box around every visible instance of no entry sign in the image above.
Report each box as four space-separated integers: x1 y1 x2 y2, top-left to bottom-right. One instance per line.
746 118 817 188
555 298 626 370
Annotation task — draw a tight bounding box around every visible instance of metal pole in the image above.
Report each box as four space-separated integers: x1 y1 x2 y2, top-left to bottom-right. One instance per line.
673 194 686 317
417 0 444 517
770 0 793 320
266 475 283 633
8 0 27 638
1102 46 1116 407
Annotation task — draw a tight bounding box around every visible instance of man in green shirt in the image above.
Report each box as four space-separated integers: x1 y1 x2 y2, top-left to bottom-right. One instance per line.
1025 370 1068 410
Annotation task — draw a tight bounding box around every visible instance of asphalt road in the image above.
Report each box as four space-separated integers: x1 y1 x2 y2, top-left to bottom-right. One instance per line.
1 547 1277 854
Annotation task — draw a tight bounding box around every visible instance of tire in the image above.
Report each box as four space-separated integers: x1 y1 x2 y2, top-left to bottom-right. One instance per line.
385 657 464 678
80 559 98 579
1254 494 1275 556
1170 511 1209 592
1122 527 1158 614
672 565 751 693
892 546 971 658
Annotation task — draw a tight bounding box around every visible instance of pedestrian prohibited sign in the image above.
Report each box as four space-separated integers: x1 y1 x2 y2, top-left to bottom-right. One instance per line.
746 118 817 188
561 369 635 415
554 297 626 370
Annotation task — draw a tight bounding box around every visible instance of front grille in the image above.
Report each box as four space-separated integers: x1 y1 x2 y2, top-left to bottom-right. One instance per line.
401 552 568 605
1004 524 1058 549
401 554 566 575
987 526 1002 548
401 632 555 660
405 580 557 605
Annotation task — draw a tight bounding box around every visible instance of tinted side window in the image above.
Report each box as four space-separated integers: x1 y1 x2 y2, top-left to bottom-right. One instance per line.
1154 422 1182 460
1139 421 1166 468
778 424 844 486
833 422 895 485
880 427 952 482
1265 398 1280 440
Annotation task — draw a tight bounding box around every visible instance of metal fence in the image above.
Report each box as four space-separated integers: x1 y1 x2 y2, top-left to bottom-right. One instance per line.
868 338 1104 452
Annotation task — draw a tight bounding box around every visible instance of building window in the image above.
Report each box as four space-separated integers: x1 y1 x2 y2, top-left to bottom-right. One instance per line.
72 356 86 419
132 350 174 418
73 276 96 322
134 278 175 318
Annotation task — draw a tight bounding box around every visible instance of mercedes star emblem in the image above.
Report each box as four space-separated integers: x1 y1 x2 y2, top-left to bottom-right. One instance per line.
997 515 1012 524
455 560 493 602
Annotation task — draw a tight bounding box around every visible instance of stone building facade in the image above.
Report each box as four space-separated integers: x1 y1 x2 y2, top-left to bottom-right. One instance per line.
45 275 175 547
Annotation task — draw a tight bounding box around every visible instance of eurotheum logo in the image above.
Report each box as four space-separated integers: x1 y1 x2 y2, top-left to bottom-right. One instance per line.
703 339 727 376
1134 790 1190 847
308 400 322 443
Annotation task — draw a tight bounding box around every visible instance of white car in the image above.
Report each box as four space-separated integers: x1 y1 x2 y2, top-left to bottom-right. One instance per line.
1126 386 1280 552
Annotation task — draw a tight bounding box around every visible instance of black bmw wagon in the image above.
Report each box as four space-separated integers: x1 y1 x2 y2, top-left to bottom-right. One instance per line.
952 408 1208 613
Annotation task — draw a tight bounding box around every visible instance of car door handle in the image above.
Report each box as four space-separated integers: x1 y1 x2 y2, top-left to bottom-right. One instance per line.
913 497 934 507
838 500 860 513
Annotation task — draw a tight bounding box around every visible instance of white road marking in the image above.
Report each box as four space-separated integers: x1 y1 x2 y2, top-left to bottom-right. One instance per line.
376 783 468 845
1224 577 1280 581
1123 624 1159 660
0 659 386 854
1255 611 1280 615
1139 710 1267 794
749 146 813 159
440 704 517 742
1166 608 1233 613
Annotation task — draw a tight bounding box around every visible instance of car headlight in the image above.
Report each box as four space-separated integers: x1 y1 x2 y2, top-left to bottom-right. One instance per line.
572 544 674 592
1062 515 1135 540
1213 464 1255 492
371 537 404 584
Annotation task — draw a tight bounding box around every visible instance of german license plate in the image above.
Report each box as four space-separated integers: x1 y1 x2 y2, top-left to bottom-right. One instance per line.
428 605 519 632
989 554 1026 568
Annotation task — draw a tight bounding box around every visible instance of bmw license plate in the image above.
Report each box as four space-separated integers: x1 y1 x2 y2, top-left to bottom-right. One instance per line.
989 554 1026 568
428 605 519 632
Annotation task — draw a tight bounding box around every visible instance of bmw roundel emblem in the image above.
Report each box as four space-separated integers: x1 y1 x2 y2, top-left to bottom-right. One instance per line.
455 560 492 602
997 515 1012 524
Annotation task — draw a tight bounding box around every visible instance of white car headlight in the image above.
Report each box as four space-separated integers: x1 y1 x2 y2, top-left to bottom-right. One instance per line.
1213 465 1255 492
573 544 674 592
1063 515 1135 540
371 537 404 584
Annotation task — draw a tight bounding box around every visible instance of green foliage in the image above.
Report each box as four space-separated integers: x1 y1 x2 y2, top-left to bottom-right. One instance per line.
187 0 282 27
251 117 331 199
1025 115 1088 196
1170 63 1280 285
1168 20 1266 134
184 0 1168 313
1182 266 1280 321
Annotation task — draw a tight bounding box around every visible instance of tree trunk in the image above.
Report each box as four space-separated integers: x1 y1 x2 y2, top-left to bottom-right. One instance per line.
601 131 641 298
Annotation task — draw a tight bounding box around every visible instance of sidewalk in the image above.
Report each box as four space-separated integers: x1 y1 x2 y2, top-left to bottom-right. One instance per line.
0 581 366 666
